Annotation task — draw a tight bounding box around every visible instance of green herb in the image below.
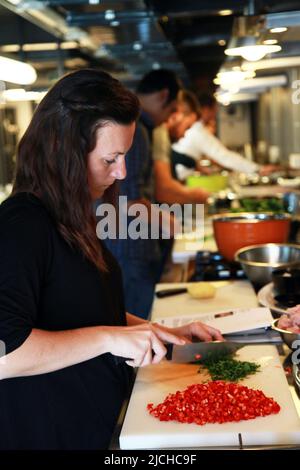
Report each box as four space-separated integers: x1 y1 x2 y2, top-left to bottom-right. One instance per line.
231 197 285 214
198 351 260 382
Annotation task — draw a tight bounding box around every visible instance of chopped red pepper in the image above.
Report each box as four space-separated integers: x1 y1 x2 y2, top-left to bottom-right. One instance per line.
284 366 292 375
147 381 280 425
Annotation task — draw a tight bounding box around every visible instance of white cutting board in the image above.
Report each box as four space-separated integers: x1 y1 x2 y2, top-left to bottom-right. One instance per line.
119 346 300 449
152 281 258 320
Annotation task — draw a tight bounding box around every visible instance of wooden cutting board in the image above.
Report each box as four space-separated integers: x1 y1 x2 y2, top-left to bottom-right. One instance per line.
119 346 300 449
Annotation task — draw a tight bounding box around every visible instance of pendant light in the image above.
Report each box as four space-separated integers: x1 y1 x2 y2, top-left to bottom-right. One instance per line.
224 0 282 62
0 56 37 85
225 35 281 61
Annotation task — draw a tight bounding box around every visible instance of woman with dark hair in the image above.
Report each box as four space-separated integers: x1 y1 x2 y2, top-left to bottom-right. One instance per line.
0 69 222 450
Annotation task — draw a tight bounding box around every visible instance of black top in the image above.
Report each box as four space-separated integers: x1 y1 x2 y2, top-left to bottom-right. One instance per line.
0 193 131 450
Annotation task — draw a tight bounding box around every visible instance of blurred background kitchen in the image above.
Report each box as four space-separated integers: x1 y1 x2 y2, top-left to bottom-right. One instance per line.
2 0 300 216
4 0 300 424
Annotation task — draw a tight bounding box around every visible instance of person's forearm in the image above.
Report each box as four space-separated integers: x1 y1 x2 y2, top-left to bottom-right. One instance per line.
155 178 197 204
154 161 208 204
0 326 113 380
199 131 259 173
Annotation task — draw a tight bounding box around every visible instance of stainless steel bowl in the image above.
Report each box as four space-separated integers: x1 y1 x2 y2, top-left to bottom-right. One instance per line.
235 243 300 287
272 319 300 349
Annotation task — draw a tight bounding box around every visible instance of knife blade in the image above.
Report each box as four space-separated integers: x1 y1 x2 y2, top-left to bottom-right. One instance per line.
165 338 280 363
165 341 241 363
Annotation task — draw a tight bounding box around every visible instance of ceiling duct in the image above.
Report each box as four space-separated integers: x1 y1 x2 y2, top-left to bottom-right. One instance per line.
0 0 98 50
66 10 156 27
266 10 300 30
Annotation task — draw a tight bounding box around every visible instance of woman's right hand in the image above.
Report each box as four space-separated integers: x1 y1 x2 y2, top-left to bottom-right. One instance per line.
103 323 186 368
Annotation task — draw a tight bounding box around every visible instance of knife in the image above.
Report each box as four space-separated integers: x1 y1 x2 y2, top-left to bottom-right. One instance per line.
165 338 282 363
114 334 282 365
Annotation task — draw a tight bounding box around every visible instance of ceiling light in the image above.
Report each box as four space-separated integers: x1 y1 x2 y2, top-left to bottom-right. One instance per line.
218 39 226 46
216 91 258 104
215 91 231 106
235 75 287 92
225 36 281 61
270 27 287 33
214 79 240 94
263 39 278 45
1 88 46 102
242 56 300 72
219 10 233 16
0 45 20 53
217 70 256 80
0 42 78 53
22 43 58 51
105 10 115 21
60 41 79 49
133 42 142 51
214 69 256 91
0 56 37 85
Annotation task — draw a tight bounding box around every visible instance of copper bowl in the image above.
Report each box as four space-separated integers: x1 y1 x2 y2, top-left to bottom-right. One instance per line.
212 212 291 261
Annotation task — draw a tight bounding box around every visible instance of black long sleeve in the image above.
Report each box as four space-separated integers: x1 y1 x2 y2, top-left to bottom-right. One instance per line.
0 193 130 450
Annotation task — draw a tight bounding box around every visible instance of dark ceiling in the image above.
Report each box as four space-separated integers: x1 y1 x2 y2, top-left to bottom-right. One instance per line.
1 0 300 92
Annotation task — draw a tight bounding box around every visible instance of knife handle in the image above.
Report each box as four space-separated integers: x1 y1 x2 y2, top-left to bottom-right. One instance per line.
156 288 187 298
165 343 173 360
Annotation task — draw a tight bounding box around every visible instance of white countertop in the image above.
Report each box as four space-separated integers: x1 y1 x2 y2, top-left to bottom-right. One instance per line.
152 280 258 321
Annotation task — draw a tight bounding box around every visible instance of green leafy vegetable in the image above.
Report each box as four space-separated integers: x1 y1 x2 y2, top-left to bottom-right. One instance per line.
231 197 285 214
198 351 260 382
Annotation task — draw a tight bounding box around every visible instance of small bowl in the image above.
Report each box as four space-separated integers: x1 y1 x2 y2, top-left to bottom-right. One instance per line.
186 173 228 192
272 319 300 349
272 267 300 296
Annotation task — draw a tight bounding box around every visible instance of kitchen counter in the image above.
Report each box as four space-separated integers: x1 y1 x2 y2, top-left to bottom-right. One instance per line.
152 280 258 319
119 345 300 450
111 280 300 450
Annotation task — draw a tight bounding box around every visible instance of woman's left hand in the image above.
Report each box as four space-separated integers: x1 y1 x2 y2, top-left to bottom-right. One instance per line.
151 321 223 344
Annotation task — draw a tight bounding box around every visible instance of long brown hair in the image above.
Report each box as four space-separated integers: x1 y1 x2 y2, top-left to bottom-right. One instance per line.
13 69 140 271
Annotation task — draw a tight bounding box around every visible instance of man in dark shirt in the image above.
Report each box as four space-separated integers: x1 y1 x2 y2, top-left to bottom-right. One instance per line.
104 70 181 319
